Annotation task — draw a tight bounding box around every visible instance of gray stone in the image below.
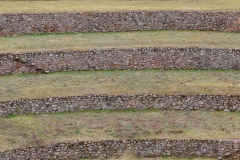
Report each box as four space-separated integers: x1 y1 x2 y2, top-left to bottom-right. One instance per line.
224 109 230 112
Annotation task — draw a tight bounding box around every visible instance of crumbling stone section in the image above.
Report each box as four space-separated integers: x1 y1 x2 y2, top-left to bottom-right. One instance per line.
0 139 239 160
0 47 239 75
0 11 240 36
0 94 239 116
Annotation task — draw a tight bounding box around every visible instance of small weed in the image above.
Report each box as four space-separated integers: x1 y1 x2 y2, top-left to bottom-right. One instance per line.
75 130 80 134
5 114 17 119
38 133 43 137
86 130 93 133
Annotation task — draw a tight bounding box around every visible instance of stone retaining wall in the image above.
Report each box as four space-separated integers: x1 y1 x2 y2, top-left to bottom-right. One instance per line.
0 11 240 36
0 94 239 116
0 139 239 160
1 47 240 75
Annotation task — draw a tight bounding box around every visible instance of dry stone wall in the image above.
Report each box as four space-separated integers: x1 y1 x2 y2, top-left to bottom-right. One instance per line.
0 11 240 36
0 94 239 116
1 47 240 75
0 139 239 160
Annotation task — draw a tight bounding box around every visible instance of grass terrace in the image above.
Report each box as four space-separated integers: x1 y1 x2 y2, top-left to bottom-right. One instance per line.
111 156 215 160
0 110 239 151
0 30 240 53
111 156 216 160
1 0 240 13
0 70 240 102
1 1 240 159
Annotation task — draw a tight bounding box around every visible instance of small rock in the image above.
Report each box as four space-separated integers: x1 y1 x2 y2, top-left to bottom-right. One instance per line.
44 71 50 74
5 70 11 74
224 109 230 112
20 58 28 63
14 56 20 60
224 152 232 157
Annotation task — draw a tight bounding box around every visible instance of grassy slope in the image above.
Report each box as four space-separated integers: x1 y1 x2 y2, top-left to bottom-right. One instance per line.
1 0 240 13
1 30 240 54
0 70 240 102
1 110 239 151
1 0 239 157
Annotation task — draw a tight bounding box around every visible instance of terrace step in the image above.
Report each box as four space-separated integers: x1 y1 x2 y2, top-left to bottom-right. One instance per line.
1 139 239 159
0 110 239 154
0 94 239 116
1 10 240 36
0 31 240 75
1 47 240 75
1 30 240 53
1 0 240 36
1 1 239 159
0 70 240 102
1 0 240 13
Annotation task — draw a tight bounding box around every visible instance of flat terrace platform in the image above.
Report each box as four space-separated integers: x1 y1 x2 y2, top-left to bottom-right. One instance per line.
0 70 239 102
1 30 240 54
0 110 239 151
1 0 240 13
112 157 215 160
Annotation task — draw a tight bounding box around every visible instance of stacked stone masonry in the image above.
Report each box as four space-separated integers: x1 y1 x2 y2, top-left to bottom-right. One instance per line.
0 139 239 160
0 94 239 116
0 47 240 75
0 11 240 36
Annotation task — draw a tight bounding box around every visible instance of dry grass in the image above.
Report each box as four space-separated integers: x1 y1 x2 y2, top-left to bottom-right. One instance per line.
0 70 240 102
110 154 215 160
1 30 240 54
1 0 240 13
0 110 239 151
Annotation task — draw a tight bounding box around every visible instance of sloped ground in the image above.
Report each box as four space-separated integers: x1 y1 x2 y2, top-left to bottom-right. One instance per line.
1 0 240 13
0 110 239 152
1 1 240 159
1 30 240 53
0 70 240 102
